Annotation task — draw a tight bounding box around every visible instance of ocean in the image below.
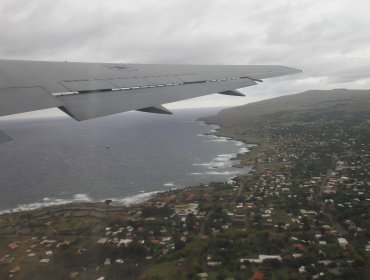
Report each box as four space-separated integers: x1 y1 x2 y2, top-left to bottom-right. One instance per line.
0 108 252 213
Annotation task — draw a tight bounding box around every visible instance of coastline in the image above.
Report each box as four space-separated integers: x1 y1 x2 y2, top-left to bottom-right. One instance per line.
0 119 254 217
2 91 369 279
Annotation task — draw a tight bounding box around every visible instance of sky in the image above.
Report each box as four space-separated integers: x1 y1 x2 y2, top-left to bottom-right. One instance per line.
0 0 369 118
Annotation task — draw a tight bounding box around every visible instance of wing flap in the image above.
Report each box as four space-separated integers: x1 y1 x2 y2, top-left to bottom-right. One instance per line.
56 78 257 121
145 76 183 85
61 80 116 92
108 78 153 88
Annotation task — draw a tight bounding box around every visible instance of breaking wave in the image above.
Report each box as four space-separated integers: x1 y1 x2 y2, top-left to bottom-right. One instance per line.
114 191 158 206
206 171 240 175
191 172 205 175
0 193 92 214
0 191 161 214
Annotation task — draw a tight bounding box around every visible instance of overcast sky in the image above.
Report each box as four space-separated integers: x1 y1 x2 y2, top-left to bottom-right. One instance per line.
0 0 369 117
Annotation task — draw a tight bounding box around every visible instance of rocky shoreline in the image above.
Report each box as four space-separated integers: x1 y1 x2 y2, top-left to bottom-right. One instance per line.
0 120 254 218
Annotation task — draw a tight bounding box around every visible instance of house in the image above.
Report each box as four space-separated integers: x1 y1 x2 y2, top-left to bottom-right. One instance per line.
8 243 18 250
173 203 199 215
250 271 264 280
9 266 21 274
298 266 306 273
197 272 208 279
293 243 305 250
241 255 282 264
56 240 71 248
338 238 348 247
70 272 79 279
40 239 56 245
365 242 370 253
207 261 222 267
0 255 14 265
118 239 133 247
96 238 108 245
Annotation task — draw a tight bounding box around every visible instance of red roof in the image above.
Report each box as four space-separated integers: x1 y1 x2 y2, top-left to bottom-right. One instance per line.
8 243 18 250
158 196 173 202
250 271 264 280
186 193 197 201
293 243 305 249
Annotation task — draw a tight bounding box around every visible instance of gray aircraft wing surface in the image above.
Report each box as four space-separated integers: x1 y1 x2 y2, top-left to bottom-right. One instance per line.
0 59 301 142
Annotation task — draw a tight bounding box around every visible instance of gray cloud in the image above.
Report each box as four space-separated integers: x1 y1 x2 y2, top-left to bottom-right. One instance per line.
0 0 369 109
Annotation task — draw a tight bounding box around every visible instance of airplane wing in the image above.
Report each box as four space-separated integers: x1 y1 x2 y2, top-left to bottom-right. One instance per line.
0 59 301 140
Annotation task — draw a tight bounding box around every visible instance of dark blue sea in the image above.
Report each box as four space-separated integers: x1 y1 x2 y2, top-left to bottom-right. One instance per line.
0 108 252 213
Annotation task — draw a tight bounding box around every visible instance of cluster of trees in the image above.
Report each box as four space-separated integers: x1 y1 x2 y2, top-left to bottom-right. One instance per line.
141 206 173 218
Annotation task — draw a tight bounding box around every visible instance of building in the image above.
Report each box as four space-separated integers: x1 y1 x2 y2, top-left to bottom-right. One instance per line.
250 271 264 280
338 238 348 247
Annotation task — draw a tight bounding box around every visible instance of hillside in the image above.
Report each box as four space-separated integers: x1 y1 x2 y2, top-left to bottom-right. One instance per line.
201 89 370 143
203 89 370 127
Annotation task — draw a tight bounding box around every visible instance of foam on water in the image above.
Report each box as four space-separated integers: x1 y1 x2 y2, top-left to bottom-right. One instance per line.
215 153 236 161
113 191 158 206
206 170 239 175
238 147 250 154
208 137 230 143
0 191 161 214
0 109 254 214
190 124 254 181
0 193 92 214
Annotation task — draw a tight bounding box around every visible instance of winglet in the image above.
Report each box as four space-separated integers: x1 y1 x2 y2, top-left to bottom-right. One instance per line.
137 105 173 115
218 90 245 97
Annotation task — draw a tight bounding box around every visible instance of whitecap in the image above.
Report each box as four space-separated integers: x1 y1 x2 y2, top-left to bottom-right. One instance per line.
0 194 92 214
214 154 235 161
114 191 157 206
73 193 91 201
209 138 228 143
206 171 239 175
192 163 210 167
238 147 250 154
193 162 227 169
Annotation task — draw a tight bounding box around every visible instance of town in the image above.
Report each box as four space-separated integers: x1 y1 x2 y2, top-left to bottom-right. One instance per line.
0 93 369 279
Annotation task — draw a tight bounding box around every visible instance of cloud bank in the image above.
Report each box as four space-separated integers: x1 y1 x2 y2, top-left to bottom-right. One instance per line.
0 0 369 109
